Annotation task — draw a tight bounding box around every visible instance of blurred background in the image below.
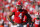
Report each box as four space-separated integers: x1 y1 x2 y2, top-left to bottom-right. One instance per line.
0 0 40 27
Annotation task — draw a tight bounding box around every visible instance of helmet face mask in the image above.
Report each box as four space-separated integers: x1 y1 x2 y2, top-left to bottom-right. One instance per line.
16 5 22 10
16 5 21 7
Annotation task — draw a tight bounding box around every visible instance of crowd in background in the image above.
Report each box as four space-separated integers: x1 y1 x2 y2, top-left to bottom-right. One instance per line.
0 0 40 27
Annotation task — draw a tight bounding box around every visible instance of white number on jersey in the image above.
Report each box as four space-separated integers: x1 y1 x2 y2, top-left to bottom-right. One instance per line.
18 13 22 19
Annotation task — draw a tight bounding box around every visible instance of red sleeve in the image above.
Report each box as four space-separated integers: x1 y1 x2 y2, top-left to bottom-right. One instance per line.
23 15 27 23
12 9 16 12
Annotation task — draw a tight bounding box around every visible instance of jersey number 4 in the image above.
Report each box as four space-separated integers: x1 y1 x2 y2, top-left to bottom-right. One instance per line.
18 13 22 19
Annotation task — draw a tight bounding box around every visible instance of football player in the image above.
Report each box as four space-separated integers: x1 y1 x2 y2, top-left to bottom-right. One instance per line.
7 1 32 27
32 9 40 27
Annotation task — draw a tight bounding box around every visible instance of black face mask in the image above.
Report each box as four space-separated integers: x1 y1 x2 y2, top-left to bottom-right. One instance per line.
18 9 23 12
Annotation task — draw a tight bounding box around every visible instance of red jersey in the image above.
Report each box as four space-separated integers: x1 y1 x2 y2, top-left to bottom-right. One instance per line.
12 9 27 24
33 18 39 27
